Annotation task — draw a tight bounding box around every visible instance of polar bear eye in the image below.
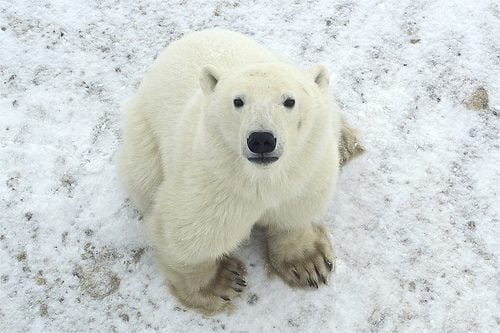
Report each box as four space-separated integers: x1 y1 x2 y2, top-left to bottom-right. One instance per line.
233 98 244 108
283 98 295 108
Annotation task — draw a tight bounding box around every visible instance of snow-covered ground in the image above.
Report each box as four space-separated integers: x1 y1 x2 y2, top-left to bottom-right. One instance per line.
1 0 499 332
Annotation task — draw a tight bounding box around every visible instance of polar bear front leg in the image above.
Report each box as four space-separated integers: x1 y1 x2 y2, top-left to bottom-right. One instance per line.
144 192 254 315
158 255 247 315
266 224 335 288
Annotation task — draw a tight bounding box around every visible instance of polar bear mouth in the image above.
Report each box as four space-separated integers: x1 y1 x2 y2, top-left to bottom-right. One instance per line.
247 155 279 165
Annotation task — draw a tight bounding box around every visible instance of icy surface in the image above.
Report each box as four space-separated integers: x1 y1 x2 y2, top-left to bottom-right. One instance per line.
1 0 499 332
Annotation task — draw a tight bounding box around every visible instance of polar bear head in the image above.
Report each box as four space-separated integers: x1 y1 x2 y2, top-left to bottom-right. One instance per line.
199 62 334 173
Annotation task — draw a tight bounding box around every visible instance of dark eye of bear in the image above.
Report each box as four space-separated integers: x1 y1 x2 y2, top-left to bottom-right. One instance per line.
233 98 244 107
283 98 295 108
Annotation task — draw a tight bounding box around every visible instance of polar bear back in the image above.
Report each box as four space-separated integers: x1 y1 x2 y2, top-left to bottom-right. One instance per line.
138 29 278 117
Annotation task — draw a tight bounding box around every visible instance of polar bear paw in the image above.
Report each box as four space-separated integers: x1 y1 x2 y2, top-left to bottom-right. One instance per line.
267 225 336 288
170 255 247 315
207 256 247 303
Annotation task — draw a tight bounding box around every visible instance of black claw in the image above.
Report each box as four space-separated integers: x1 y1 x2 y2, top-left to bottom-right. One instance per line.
235 278 247 287
229 270 240 276
233 288 243 293
307 277 319 288
292 270 300 280
325 259 333 271
221 296 230 301
319 274 327 285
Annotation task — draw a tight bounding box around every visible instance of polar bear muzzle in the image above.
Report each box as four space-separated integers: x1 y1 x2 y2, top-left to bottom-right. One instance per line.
246 131 280 165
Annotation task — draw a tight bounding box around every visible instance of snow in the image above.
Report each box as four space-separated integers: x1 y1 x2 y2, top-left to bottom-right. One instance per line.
1 0 499 332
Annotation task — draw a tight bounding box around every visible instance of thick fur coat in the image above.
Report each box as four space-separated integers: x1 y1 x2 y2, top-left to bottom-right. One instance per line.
117 28 361 314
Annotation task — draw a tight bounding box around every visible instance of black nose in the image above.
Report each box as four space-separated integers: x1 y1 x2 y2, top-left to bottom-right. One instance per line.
247 132 276 154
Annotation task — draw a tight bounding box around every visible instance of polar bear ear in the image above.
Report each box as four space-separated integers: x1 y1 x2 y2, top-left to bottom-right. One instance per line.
200 65 220 94
308 64 330 90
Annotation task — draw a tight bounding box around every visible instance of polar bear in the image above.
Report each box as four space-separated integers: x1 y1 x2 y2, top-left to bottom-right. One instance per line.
117 28 362 315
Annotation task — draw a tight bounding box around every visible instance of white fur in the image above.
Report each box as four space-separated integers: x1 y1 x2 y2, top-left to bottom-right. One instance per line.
116 28 342 313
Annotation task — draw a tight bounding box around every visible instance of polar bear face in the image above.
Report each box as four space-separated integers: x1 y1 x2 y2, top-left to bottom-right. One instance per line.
200 62 330 171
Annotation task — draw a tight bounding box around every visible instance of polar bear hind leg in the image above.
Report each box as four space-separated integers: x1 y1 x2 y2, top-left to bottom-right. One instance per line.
117 104 163 214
